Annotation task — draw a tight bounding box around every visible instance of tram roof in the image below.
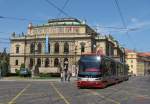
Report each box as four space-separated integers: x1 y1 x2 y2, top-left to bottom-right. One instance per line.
81 53 124 64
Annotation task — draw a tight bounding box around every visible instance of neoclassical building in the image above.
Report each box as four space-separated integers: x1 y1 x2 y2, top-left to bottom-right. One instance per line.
10 18 125 74
126 49 150 76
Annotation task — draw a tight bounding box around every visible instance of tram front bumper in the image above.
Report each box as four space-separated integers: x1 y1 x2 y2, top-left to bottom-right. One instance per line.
77 80 105 88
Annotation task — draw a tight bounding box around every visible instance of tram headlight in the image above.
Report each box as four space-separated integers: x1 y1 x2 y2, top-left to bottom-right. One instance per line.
96 56 101 60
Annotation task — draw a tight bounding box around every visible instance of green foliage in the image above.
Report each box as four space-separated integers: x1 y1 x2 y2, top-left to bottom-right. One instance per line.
39 73 60 77
20 63 25 69
0 60 9 76
39 73 51 77
15 69 19 75
0 50 9 76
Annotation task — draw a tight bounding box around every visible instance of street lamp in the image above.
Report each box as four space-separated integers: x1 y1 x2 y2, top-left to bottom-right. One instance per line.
93 44 96 53
74 45 77 76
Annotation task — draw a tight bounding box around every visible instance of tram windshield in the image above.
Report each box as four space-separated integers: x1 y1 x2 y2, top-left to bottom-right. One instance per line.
78 56 101 74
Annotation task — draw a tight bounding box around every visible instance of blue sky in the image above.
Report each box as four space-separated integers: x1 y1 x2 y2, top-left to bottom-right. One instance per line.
0 0 150 52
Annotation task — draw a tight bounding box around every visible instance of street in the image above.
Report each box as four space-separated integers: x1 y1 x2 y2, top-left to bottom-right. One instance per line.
0 76 150 104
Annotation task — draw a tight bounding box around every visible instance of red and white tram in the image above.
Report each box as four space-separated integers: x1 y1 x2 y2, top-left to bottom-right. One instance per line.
77 53 129 88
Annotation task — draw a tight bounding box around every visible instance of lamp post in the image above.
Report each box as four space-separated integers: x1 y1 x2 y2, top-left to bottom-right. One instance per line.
32 34 37 77
75 45 77 71
93 44 96 53
31 49 36 78
24 35 26 67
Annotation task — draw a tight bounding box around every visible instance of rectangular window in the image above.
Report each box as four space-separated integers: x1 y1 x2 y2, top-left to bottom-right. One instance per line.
15 60 18 65
81 45 85 53
66 27 72 33
73 27 79 33
58 27 64 33
16 47 19 53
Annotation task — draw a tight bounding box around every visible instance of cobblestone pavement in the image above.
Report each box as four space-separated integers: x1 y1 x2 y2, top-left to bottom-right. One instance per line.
0 76 150 104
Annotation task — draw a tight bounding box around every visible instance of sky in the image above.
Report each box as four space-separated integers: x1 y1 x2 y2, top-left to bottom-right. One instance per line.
0 0 150 52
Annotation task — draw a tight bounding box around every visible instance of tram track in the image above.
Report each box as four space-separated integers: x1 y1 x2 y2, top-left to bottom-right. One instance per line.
108 86 150 99
87 89 121 104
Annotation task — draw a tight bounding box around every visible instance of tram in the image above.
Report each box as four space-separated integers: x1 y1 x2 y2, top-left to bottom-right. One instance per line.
77 53 129 88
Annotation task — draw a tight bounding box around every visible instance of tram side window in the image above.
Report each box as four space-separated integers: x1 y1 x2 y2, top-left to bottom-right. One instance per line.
118 64 123 76
111 61 116 76
108 60 112 76
116 64 120 76
124 65 129 75
100 60 107 76
120 65 123 75
104 60 111 77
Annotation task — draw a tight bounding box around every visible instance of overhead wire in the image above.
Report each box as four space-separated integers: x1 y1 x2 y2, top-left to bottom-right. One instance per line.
113 0 136 49
45 0 70 17
114 0 127 29
57 0 70 17
0 31 12 34
0 15 44 22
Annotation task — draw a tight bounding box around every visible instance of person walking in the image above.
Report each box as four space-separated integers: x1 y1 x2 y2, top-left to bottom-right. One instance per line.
64 65 68 81
67 69 72 82
60 70 64 81
59 61 64 82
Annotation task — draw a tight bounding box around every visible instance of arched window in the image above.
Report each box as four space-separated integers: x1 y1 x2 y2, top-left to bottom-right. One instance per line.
30 43 35 53
54 58 59 67
37 58 41 67
64 42 69 53
54 42 59 53
80 42 85 53
48 43 50 53
45 58 49 67
15 60 18 65
30 58 33 68
37 42 42 53
81 45 85 53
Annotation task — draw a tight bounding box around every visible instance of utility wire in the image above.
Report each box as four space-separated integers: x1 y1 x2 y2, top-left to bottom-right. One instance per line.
0 15 44 22
114 0 136 49
114 0 127 29
57 0 70 17
0 38 9 40
92 25 139 31
45 0 70 17
0 31 12 34
0 41 10 43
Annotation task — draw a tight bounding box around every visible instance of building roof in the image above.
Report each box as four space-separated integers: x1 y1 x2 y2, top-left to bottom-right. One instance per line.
48 18 82 23
125 48 136 53
138 52 150 57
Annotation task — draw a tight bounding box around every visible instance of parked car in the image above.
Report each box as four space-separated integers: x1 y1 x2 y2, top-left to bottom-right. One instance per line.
19 68 31 77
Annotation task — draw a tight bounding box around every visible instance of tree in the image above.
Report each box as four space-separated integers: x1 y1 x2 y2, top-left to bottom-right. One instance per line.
20 63 25 69
0 48 10 76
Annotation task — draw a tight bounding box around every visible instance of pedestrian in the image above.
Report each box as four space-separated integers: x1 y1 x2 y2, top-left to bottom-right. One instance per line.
67 69 72 82
64 65 68 81
59 61 64 82
60 70 64 81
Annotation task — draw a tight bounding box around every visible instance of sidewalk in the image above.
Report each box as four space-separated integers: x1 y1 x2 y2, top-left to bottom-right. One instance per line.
0 76 77 82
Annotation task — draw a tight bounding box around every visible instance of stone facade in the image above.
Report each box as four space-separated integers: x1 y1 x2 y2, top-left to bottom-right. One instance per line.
10 18 125 74
126 49 150 76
